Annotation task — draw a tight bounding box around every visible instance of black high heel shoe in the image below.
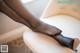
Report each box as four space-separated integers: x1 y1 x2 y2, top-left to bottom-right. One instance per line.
53 34 80 50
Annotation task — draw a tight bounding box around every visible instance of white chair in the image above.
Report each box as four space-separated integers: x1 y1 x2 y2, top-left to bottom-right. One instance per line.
23 0 80 53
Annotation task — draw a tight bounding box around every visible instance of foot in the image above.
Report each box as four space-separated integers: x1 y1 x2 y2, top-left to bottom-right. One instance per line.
32 22 62 37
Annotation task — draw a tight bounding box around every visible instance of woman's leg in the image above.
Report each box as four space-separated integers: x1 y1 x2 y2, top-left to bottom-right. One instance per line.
0 0 62 36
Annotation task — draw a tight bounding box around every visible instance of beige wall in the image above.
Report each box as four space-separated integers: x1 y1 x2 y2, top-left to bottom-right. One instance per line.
0 12 23 35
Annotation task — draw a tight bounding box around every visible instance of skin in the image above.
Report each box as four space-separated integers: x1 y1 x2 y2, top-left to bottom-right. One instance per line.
0 0 62 37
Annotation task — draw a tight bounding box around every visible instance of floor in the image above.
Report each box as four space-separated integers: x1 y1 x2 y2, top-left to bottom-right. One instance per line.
6 37 33 53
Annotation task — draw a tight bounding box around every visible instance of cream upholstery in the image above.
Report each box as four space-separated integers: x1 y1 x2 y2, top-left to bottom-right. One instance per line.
23 15 80 53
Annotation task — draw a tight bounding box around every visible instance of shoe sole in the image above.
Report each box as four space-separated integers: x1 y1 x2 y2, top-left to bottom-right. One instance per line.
73 38 80 50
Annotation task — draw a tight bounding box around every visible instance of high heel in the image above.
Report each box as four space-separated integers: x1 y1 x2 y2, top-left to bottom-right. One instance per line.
53 34 80 50
73 38 80 50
